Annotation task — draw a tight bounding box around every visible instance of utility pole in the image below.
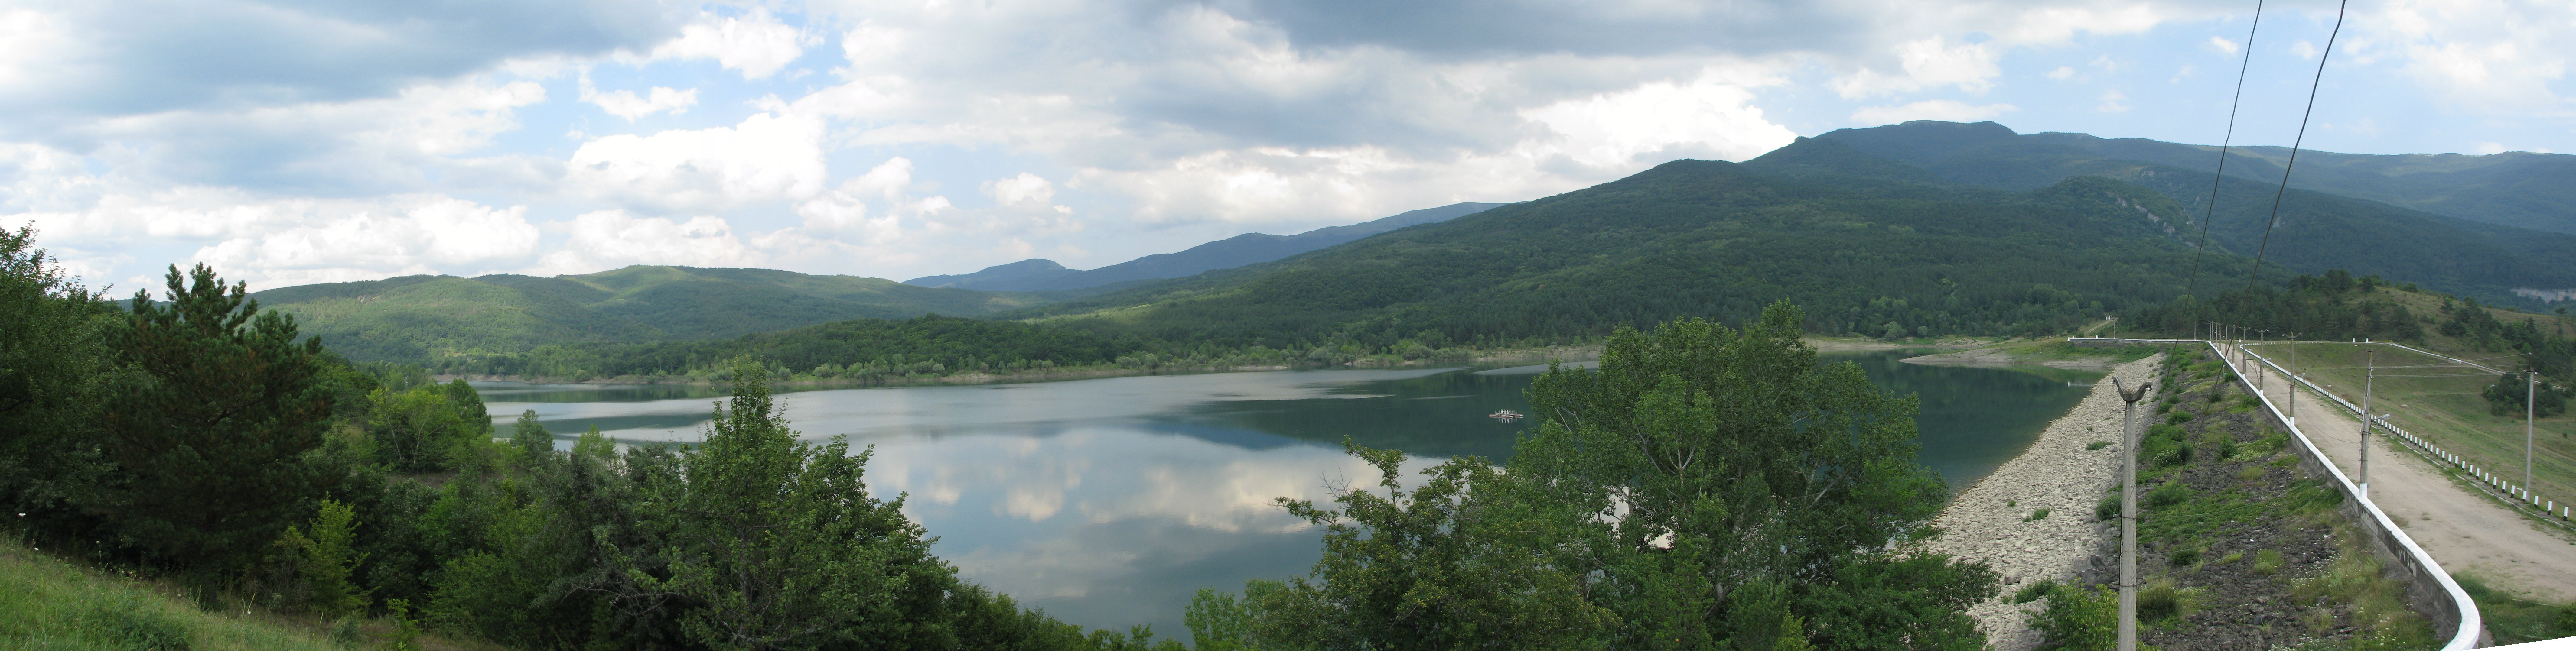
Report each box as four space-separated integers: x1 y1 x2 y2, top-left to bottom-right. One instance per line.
2360 348 2377 496
2113 376 2153 651
2530 364 2539 490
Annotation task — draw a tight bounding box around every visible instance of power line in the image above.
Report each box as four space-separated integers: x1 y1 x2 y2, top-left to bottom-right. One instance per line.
2241 0 2350 295
2185 1 2265 301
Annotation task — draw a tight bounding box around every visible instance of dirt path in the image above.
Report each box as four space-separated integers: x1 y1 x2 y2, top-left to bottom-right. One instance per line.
2226 343 2576 601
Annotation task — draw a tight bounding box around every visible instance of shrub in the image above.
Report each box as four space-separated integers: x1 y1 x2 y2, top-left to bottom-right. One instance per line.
2010 579 2058 604
2094 496 2119 521
2144 482 2190 508
2029 584 2115 650
2027 507 2050 522
2086 441 2110 451
2165 411 2195 424
2253 549 2285 575
2169 548 2200 566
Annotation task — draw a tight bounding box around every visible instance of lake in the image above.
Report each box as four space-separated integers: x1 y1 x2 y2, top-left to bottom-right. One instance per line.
472 350 2103 637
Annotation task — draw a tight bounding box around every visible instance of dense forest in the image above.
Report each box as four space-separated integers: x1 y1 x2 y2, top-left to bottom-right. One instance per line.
3 229 2005 649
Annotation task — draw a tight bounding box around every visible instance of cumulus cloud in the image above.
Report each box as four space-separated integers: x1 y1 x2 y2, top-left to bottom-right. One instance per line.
1851 99 2020 124
648 9 805 80
567 108 827 213
584 83 698 121
1522 73 1799 168
8 189 539 289
0 0 673 127
526 210 758 276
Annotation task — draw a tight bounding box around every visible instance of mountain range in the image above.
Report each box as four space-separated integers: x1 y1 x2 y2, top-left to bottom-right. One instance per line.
246 120 2575 366
901 202 1508 291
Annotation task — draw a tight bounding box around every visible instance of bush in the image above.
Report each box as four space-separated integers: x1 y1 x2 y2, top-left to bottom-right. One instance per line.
79 593 192 650
2027 507 2050 521
2010 580 2058 604
2028 584 2115 650
2165 411 2195 424
2094 495 2119 522
2169 548 2200 566
2086 440 2110 451
2144 482 2190 508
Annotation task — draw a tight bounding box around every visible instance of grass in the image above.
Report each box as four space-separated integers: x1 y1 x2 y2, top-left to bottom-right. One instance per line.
2452 572 2576 645
0 536 494 651
2256 340 2576 514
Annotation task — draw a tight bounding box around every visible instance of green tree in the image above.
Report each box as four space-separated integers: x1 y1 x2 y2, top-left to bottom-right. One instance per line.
1261 441 1616 650
1236 304 1991 650
363 381 493 473
0 226 116 529
276 498 370 617
96 264 338 570
644 355 962 650
1514 302 1972 648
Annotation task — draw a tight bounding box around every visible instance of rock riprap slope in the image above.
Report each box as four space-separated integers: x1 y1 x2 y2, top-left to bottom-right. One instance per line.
1922 355 2158 650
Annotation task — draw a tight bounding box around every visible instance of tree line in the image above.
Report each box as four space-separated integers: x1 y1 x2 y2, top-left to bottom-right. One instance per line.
5 226 1998 649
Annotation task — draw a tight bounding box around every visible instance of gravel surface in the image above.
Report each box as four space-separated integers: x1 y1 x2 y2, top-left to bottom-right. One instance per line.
1920 355 2163 651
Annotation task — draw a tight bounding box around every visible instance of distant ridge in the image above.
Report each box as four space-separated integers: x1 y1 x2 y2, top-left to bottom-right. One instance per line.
249 265 1050 362
904 202 1510 291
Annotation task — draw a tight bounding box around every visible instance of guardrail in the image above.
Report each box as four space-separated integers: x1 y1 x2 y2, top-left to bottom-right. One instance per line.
2070 338 2485 649
2233 343 2576 530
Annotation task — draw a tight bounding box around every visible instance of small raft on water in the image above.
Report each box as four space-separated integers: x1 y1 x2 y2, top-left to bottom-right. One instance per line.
1488 409 1525 421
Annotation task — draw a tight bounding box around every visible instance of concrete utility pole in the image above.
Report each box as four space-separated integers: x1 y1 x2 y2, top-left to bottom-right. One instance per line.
2113 375 2154 651
2360 348 2377 496
2530 364 2539 490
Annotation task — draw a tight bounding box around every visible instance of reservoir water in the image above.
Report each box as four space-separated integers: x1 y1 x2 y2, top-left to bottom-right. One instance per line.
474 350 2103 637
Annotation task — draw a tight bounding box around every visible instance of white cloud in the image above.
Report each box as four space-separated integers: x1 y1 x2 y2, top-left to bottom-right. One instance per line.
567 109 827 212
2210 35 2241 54
526 210 757 276
650 9 804 80
2472 141 2507 155
2046 66 2078 80
2097 89 2132 113
2290 40 2319 60
1851 99 2020 125
9 189 538 290
2366 0 2572 117
984 173 1057 206
1520 72 1799 168
584 83 698 122
1834 36 2001 98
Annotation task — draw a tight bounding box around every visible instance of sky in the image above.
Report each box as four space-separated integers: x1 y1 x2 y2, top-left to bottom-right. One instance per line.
4 0 2572 293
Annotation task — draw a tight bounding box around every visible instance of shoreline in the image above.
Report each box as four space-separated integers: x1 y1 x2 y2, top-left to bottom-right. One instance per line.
434 349 1610 388
1917 354 2163 651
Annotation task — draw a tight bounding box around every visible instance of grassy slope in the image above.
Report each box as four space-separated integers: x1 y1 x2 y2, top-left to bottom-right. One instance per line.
256 266 1057 363
2253 287 2576 513
0 539 491 651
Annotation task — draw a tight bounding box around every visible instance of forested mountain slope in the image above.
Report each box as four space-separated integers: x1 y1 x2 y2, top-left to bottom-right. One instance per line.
1822 120 2576 235
904 202 1507 291
1805 122 2576 304
997 156 2281 351
251 265 1052 362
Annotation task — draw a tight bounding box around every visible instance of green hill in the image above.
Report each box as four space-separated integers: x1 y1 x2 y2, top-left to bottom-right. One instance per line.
1824 120 2576 235
251 266 1056 362
996 155 2285 351
1806 122 2576 305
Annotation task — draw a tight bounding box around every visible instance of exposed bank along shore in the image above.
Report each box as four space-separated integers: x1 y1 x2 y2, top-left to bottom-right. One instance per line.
1918 355 2163 651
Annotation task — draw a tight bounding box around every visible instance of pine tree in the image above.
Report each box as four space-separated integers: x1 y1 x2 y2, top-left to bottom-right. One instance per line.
97 264 338 570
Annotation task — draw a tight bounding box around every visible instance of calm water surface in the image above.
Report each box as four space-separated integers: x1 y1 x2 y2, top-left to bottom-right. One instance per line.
474 351 2102 636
